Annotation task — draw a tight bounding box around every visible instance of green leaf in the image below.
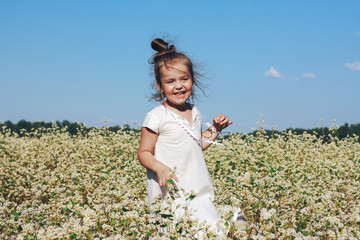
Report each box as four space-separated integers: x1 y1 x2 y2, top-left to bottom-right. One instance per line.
187 194 196 201
252 202 261 209
160 214 173 219
12 212 20 221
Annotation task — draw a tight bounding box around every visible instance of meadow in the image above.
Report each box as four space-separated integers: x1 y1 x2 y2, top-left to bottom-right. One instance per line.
0 125 359 239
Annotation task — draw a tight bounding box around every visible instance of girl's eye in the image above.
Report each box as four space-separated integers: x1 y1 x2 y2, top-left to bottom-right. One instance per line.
181 78 189 81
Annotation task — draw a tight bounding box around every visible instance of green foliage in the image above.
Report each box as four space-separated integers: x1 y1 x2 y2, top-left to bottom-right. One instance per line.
0 120 140 136
245 122 360 143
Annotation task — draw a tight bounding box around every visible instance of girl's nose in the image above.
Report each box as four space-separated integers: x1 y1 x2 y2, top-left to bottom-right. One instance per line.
175 80 183 88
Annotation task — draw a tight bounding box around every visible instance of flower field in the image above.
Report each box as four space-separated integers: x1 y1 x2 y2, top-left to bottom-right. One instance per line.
1 126 360 239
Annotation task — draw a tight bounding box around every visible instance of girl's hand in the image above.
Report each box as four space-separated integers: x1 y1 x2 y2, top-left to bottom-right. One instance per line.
213 114 233 132
157 164 179 187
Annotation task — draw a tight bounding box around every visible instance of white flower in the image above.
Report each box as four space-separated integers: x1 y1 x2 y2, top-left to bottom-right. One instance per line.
260 208 276 220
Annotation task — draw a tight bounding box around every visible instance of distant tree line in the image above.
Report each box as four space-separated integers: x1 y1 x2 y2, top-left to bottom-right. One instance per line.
247 122 360 143
0 120 137 136
1 120 359 142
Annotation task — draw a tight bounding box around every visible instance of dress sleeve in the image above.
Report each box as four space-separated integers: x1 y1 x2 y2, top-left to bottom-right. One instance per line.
143 112 160 134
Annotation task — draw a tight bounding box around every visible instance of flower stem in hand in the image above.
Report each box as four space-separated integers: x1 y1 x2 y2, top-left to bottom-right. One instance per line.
157 165 179 187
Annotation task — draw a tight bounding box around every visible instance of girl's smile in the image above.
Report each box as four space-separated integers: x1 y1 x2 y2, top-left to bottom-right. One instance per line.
174 90 186 98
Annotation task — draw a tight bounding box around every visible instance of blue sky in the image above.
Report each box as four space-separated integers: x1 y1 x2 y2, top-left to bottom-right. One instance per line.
1 0 359 133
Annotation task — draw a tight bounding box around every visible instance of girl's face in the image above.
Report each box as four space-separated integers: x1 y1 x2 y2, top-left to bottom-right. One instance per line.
158 59 193 109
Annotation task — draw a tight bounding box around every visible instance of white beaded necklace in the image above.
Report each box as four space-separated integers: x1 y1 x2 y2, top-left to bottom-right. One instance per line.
165 105 226 147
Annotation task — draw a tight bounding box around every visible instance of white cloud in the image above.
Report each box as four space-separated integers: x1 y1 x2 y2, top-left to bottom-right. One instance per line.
264 67 317 80
302 72 316 79
345 61 360 72
264 66 283 78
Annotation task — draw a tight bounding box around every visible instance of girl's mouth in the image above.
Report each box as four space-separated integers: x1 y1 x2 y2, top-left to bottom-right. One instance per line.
174 91 186 98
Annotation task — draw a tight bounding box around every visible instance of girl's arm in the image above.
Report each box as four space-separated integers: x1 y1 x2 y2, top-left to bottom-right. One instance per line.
202 114 233 150
138 127 179 187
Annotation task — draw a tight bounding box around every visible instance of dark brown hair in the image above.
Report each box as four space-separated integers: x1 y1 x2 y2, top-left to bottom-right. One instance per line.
149 38 206 102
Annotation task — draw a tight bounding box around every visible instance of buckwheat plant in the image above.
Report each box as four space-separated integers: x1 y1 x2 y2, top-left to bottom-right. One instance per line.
1 123 359 239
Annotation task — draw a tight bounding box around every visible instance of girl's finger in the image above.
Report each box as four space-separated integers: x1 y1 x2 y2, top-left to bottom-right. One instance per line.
214 114 224 123
220 120 233 129
225 121 233 128
172 175 179 182
220 118 228 125
218 118 228 126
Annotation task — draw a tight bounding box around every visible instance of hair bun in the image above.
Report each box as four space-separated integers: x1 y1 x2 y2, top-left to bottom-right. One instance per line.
150 38 177 64
151 38 169 53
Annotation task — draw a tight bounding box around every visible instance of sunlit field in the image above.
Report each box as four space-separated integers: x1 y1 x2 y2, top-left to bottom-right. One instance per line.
1 125 359 239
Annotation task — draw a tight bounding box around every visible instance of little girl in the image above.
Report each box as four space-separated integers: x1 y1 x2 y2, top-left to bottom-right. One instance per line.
138 38 233 235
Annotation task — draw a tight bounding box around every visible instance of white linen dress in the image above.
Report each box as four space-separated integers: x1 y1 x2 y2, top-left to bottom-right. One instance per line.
142 104 221 229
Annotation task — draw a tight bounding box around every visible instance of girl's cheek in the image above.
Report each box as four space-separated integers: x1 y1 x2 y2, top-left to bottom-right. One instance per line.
186 81 193 89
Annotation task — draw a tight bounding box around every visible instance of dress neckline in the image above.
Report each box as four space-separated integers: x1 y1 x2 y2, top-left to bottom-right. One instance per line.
163 103 198 128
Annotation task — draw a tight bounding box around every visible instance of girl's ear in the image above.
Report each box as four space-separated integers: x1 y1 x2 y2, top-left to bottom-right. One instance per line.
156 82 165 101
156 82 162 92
